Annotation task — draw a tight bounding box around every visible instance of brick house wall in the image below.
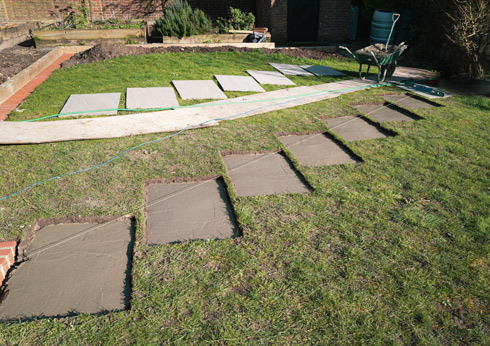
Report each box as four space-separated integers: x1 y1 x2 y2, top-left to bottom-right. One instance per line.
1 0 349 44
0 0 255 21
258 0 350 43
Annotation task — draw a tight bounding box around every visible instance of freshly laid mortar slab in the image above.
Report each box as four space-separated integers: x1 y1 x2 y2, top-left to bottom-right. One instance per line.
215 75 265 92
247 70 296 86
126 87 179 109
279 133 358 166
172 80 227 100
146 178 237 244
301 65 346 76
269 63 314 76
223 152 310 196
353 103 417 122
0 219 133 321
382 94 437 109
322 116 388 142
59 93 121 117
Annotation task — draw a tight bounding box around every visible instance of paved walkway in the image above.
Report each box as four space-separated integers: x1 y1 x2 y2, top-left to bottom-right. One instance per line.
0 53 73 121
0 79 375 144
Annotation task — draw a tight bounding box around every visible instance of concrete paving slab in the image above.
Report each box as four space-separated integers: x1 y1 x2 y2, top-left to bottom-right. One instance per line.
126 87 179 109
215 75 265 92
301 65 346 76
172 80 227 100
0 219 132 321
146 179 237 244
322 116 388 142
353 104 417 122
382 94 437 109
269 63 314 76
223 152 310 196
247 70 296 85
279 133 358 166
59 93 121 117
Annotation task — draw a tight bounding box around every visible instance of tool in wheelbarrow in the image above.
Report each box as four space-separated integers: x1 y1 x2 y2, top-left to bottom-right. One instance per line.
339 13 408 82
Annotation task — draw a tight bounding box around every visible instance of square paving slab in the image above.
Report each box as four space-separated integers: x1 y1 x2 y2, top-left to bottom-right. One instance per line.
269 63 314 76
126 87 179 109
146 178 237 244
382 94 437 109
279 133 358 166
172 80 227 100
247 70 296 86
322 116 388 142
59 93 121 117
353 103 417 122
223 152 310 196
0 219 133 321
300 65 346 76
215 75 265 92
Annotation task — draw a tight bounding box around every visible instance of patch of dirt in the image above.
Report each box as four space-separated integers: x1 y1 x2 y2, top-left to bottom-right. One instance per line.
0 46 49 84
62 43 344 68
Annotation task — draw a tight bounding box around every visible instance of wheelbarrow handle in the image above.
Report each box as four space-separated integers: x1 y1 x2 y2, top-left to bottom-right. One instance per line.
338 46 357 60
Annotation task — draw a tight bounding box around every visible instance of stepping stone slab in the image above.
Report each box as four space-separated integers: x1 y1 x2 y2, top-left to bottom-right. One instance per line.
353 104 416 122
247 70 296 86
279 133 358 166
126 87 179 109
269 63 314 76
215 75 265 92
301 65 346 76
59 93 121 117
146 179 237 244
0 219 132 320
172 80 227 100
323 116 388 142
223 152 310 196
382 94 437 109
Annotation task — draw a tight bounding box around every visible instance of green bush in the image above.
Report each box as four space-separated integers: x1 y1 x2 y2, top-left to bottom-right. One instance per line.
154 0 211 38
215 7 255 34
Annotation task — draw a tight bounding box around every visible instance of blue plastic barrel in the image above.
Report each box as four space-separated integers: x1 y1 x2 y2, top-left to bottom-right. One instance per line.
370 9 396 45
394 9 412 44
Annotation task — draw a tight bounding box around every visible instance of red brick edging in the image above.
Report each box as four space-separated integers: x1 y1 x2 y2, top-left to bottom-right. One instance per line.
0 53 73 121
0 241 16 286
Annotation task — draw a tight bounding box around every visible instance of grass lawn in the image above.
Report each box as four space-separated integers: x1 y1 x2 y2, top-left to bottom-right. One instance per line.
0 50 489 345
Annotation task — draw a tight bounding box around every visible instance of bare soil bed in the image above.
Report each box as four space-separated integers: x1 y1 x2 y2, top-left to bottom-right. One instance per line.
62 43 343 68
0 46 49 84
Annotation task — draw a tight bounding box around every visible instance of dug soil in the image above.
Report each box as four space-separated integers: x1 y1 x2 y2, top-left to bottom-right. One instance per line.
0 46 49 84
62 43 343 68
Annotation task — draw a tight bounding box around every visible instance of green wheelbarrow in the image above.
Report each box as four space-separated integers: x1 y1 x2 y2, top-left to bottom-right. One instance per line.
340 43 408 82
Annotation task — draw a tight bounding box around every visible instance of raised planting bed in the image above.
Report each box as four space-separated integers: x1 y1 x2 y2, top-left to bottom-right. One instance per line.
33 26 146 47
161 32 271 44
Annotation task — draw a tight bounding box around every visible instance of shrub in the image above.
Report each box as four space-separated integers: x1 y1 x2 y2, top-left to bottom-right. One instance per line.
154 0 211 38
215 7 255 34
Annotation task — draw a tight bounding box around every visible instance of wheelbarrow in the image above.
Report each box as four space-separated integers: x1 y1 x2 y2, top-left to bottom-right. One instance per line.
339 43 408 82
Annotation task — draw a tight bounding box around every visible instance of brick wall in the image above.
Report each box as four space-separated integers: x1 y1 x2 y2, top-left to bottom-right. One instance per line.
318 0 350 42
0 0 255 22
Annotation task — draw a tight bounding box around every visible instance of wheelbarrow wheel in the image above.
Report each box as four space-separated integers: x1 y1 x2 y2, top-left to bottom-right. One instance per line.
385 64 396 78
379 64 396 82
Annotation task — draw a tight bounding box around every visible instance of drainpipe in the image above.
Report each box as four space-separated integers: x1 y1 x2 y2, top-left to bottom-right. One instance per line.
88 0 93 23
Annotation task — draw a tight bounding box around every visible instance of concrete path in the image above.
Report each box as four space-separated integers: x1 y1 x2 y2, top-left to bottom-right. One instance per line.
0 79 375 144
